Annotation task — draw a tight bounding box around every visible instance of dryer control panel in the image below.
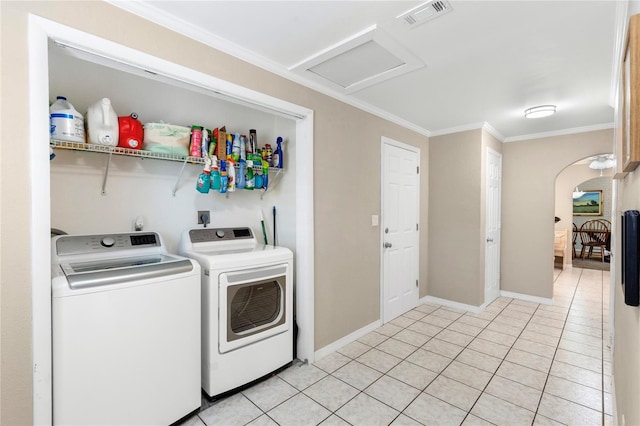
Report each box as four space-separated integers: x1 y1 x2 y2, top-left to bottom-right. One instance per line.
189 227 254 243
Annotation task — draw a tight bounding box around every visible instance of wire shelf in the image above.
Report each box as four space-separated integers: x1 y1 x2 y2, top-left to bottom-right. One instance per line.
50 139 284 172
50 139 284 197
50 139 205 164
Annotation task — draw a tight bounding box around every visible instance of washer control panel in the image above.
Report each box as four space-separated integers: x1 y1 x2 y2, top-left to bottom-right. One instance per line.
189 227 253 243
55 232 160 256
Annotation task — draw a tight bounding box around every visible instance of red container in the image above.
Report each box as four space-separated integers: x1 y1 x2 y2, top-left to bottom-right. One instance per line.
118 113 144 149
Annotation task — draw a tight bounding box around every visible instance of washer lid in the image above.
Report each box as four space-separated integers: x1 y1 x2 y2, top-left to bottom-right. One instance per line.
60 254 193 289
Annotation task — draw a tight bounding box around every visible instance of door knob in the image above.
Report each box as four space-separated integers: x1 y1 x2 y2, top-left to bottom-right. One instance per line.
486 238 494 243
384 242 392 248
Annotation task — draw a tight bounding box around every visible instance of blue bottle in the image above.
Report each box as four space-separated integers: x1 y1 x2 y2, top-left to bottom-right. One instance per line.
273 137 283 168
219 160 228 194
196 170 211 193
210 163 221 191
237 159 246 189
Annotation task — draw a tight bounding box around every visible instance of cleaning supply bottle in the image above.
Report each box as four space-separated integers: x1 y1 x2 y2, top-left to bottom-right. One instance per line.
225 133 233 160
240 135 246 161
245 160 255 190
265 144 273 165
232 133 241 161
50 96 85 143
273 137 283 168
262 160 269 190
210 155 221 191
237 159 246 189
196 156 212 193
227 158 236 192
218 160 228 194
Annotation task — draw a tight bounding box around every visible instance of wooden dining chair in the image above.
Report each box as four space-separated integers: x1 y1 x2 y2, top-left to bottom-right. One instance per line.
579 220 609 261
572 223 578 258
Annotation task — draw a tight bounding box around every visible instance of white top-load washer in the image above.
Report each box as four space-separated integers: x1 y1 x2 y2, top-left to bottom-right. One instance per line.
51 232 201 426
178 227 293 399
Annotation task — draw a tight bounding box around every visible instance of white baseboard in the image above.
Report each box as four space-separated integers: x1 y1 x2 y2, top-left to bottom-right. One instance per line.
314 320 382 361
500 290 553 305
420 295 485 314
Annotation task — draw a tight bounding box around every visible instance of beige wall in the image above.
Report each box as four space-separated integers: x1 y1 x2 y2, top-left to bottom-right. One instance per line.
501 129 613 299
427 128 503 307
611 5 640 424
614 168 640 426
428 129 483 306
0 2 429 423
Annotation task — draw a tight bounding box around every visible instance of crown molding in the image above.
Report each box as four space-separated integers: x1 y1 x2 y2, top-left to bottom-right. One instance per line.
106 0 431 137
503 122 615 143
428 122 505 142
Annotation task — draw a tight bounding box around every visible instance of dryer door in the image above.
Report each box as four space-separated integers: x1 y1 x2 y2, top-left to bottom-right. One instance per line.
218 264 289 353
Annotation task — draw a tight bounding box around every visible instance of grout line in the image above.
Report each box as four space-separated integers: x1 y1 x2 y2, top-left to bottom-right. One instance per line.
530 266 582 423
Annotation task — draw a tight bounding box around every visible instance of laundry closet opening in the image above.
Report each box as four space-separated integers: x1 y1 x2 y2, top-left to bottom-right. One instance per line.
33 17 314 423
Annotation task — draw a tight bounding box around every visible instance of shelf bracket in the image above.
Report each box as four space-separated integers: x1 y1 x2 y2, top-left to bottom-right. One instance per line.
260 168 284 199
173 157 189 197
101 151 113 196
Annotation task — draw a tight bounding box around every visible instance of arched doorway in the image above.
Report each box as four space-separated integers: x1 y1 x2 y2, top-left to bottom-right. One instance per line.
554 155 614 271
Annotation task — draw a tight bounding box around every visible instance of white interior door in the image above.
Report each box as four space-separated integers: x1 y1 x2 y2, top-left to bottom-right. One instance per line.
381 138 419 323
485 148 502 305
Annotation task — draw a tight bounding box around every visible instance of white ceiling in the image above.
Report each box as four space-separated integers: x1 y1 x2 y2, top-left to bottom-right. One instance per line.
111 0 621 141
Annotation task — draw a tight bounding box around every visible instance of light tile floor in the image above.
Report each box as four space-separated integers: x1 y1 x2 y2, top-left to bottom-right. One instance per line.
179 267 612 426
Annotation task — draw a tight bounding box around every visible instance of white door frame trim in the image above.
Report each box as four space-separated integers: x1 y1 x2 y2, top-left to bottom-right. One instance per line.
484 147 502 305
379 136 420 324
29 15 315 424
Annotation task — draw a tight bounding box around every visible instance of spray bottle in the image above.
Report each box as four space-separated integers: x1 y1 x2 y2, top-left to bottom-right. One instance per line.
210 155 221 191
218 160 228 194
196 156 212 193
273 136 283 168
227 158 236 192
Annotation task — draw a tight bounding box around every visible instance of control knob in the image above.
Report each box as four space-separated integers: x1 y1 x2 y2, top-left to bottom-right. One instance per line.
216 230 225 238
101 237 116 247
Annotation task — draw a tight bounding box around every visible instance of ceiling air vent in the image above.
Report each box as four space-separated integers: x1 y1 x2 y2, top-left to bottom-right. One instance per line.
398 0 453 28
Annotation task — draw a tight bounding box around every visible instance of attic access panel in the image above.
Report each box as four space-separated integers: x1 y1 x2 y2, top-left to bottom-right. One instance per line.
307 40 405 88
291 26 424 94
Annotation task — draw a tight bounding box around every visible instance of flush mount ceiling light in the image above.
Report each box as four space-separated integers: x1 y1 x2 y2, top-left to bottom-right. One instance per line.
524 105 556 119
290 25 424 94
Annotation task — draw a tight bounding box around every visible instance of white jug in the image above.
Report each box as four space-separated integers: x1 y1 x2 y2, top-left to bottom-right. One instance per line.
86 98 119 146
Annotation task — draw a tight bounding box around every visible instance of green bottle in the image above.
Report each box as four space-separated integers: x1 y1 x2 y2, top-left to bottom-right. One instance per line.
245 160 255 190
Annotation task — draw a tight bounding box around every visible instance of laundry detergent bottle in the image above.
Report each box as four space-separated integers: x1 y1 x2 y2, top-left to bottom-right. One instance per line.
50 96 85 143
86 98 119 146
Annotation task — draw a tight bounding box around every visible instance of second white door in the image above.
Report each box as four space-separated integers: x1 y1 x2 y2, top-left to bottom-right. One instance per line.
381 137 419 323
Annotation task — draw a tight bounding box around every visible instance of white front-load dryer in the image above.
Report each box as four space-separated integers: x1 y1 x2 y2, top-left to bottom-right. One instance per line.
178 227 293 398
